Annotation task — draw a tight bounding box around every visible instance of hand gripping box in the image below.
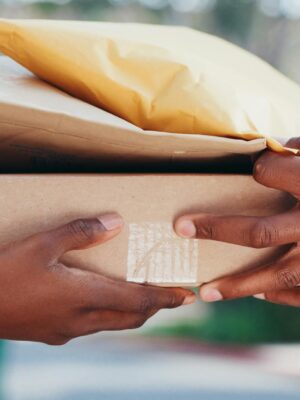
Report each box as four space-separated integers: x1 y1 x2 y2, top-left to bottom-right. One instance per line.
0 173 293 287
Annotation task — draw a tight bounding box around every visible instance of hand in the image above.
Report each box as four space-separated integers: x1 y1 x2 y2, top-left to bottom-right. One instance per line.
174 138 300 307
0 213 195 345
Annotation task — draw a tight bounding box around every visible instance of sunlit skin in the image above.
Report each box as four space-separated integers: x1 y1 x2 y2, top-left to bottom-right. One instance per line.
0 213 195 345
175 138 300 308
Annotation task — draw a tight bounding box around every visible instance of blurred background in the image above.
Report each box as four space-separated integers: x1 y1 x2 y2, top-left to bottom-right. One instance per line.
1 0 300 399
2 0 300 83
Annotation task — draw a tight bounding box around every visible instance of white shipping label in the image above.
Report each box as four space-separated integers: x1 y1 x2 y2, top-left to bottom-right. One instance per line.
127 223 200 284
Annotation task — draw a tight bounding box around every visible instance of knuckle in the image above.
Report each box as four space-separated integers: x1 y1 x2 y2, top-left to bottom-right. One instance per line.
275 268 300 289
138 294 155 314
68 219 96 244
165 293 181 309
46 262 65 274
195 219 216 239
249 220 277 248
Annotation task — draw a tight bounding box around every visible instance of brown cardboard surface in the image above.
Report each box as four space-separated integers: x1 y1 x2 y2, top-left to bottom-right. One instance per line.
0 173 294 286
0 57 267 172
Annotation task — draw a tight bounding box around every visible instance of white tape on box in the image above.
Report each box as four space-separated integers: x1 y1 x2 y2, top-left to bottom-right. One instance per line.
127 222 199 284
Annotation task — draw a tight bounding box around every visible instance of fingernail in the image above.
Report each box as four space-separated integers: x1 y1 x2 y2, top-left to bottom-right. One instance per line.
201 287 223 302
176 220 196 238
253 293 265 300
98 213 123 231
183 294 196 305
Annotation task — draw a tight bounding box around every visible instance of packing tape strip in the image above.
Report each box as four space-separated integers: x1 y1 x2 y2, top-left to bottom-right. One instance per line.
127 222 199 284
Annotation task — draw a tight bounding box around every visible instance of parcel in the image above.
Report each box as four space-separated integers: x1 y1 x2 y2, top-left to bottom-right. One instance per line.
0 19 300 156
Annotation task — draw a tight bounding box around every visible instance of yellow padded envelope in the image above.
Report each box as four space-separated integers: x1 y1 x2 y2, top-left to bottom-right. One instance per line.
0 19 299 153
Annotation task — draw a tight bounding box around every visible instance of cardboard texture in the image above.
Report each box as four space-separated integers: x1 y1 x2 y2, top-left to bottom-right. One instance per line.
1 19 300 153
0 56 267 172
0 174 294 286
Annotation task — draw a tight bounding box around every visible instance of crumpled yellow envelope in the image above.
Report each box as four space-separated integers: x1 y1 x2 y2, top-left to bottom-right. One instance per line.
0 19 299 153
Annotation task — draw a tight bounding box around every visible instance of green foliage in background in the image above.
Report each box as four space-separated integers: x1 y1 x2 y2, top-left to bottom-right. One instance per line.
150 298 300 344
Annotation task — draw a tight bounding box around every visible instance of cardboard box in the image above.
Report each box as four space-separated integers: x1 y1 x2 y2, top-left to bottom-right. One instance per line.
0 173 294 286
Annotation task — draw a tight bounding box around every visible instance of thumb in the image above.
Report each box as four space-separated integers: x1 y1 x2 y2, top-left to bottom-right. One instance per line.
42 213 123 258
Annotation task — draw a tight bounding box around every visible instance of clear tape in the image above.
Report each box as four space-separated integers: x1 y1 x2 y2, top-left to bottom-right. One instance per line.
127 222 199 284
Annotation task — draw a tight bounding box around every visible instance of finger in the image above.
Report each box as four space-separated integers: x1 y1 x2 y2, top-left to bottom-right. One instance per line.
115 283 196 312
64 309 158 338
78 273 196 312
253 150 300 197
254 288 300 307
37 213 123 259
175 209 300 248
198 246 300 301
84 309 158 335
285 137 300 150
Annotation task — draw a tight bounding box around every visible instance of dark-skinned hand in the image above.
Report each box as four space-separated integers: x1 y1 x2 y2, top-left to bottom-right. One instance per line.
175 138 300 307
0 213 195 345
